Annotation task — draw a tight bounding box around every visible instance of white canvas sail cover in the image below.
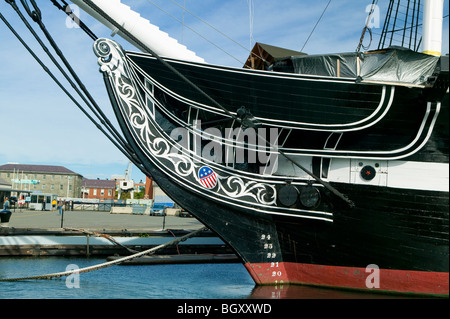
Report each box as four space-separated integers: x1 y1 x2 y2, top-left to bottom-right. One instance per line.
273 48 440 86
71 0 205 63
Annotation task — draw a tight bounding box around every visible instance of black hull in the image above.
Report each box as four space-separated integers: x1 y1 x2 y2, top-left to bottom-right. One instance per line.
95 39 449 296
135 158 449 271
126 51 446 160
116 148 449 295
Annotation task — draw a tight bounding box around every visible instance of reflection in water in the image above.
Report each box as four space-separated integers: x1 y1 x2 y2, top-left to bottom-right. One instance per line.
0 257 432 299
249 284 428 299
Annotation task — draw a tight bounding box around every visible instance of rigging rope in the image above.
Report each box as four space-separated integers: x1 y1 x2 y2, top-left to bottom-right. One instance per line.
357 0 378 52
50 0 98 41
16 0 129 154
2 0 354 208
148 0 267 68
247 0 254 51
144 0 246 67
70 0 356 208
300 0 332 53
64 228 140 254
377 0 429 51
0 227 208 282
1 0 151 178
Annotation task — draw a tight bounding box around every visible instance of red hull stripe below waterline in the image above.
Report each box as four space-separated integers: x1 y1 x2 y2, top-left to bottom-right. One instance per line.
245 262 449 296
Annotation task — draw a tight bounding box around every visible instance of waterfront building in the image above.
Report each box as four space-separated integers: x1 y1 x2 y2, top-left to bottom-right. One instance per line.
0 176 12 210
0 163 83 198
81 178 116 200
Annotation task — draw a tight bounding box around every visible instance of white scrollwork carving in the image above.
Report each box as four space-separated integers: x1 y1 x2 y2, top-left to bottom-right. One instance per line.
218 176 276 205
94 38 126 76
93 38 277 207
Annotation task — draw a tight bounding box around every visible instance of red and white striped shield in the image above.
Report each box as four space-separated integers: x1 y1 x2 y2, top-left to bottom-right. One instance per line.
198 166 218 189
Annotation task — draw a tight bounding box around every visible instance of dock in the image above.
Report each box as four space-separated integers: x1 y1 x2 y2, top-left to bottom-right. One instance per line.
0 210 236 260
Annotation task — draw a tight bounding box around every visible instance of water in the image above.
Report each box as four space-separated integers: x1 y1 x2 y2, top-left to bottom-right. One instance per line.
0 257 255 299
0 257 429 300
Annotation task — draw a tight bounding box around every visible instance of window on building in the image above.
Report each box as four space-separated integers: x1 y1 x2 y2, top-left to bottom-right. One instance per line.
60 185 64 190
101 189 104 196
108 190 112 196
93 189 97 196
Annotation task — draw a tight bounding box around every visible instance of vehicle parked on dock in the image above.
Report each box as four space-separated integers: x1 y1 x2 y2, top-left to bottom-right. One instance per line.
149 204 167 216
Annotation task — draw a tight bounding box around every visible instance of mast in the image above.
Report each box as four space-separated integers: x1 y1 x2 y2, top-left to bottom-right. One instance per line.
70 0 205 63
422 0 444 56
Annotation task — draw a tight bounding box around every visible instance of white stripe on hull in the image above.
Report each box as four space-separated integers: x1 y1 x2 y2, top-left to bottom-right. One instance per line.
325 159 449 192
275 156 449 192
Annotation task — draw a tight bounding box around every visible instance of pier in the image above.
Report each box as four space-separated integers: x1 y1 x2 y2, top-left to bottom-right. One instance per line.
0 210 236 259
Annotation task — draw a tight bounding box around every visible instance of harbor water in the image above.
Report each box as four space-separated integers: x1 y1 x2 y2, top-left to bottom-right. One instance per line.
0 257 254 299
0 256 427 300
0 211 438 301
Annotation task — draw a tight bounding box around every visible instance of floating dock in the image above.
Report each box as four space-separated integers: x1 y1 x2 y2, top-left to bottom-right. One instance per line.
0 211 237 260
0 228 234 257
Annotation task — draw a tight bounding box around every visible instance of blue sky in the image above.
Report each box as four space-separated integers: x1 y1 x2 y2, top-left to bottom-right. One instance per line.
0 0 448 183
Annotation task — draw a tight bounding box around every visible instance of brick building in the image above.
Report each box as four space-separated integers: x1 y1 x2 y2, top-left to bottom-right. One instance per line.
81 179 116 199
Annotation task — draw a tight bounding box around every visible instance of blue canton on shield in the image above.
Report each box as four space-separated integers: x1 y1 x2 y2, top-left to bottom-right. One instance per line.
198 166 218 189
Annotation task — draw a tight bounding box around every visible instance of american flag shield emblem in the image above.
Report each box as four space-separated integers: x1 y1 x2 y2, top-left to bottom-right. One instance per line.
198 166 218 189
